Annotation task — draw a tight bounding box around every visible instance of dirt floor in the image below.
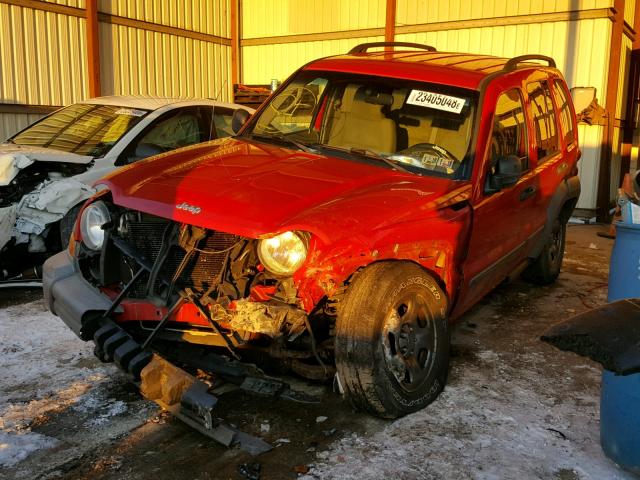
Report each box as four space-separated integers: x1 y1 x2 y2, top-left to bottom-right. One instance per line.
0 224 636 480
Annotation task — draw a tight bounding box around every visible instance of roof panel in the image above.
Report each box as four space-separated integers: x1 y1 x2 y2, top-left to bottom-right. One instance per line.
309 50 558 89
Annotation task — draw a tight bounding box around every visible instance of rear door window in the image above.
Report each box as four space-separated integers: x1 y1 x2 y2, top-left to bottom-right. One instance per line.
526 81 560 162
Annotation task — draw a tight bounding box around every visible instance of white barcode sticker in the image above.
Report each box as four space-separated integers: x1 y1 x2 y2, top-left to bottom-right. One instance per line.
115 108 147 117
406 90 466 113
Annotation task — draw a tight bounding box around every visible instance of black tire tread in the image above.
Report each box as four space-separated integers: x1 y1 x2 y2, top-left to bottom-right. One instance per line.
335 261 448 418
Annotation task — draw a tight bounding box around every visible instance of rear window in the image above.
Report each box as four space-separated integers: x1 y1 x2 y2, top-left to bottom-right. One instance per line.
11 103 150 157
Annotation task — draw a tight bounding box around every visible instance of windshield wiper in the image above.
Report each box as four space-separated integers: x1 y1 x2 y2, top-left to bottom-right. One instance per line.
248 132 317 154
348 147 412 174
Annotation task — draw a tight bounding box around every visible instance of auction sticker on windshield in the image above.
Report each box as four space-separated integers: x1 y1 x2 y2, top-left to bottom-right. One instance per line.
406 90 465 113
115 108 147 117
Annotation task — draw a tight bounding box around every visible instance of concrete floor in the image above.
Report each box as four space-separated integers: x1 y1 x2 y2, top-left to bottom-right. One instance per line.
0 224 634 480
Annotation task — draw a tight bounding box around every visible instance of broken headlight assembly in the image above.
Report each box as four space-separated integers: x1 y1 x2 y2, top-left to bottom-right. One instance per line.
79 200 111 250
257 231 307 276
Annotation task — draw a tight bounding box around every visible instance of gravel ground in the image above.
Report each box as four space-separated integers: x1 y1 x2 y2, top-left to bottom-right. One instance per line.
0 224 635 480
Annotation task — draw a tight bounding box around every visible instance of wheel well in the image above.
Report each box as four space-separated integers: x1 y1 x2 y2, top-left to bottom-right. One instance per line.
559 197 578 223
335 259 449 302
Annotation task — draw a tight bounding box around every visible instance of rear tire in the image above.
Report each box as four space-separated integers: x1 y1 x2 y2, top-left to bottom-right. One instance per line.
335 262 449 418
523 217 566 285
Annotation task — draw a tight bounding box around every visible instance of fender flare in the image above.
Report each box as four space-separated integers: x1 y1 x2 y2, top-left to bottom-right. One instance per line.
529 175 580 259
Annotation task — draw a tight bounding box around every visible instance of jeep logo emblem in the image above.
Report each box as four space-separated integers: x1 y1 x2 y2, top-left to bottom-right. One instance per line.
176 202 201 214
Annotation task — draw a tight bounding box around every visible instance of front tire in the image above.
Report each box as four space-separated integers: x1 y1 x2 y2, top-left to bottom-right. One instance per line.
335 262 449 418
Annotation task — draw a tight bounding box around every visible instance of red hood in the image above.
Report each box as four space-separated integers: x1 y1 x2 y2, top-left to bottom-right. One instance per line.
99 138 466 241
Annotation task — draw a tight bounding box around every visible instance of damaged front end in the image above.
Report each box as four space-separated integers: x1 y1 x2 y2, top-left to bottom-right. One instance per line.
45 197 335 444
0 153 94 279
71 197 333 378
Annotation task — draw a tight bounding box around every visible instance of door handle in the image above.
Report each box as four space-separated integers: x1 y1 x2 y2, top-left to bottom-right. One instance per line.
519 185 537 201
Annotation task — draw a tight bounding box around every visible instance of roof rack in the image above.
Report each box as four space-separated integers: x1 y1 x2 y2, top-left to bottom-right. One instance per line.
348 42 437 54
504 54 556 71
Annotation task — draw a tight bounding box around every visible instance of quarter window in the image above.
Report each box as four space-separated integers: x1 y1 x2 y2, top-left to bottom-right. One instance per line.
527 81 560 161
552 80 576 146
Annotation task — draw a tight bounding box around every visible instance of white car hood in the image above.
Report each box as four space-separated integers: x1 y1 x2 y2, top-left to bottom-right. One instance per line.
0 144 93 186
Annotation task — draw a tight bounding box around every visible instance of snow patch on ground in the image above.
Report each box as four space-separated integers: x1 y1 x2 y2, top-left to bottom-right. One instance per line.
0 300 117 467
74 390 128 427
0 431 57 468
303 349 632 480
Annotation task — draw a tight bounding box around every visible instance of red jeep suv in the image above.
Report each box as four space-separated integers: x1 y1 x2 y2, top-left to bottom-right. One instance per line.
44 43 580 422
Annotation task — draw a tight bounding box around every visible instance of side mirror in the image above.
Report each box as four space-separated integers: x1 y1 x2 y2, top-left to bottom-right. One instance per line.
231 108 251 133
570 87 596 115
488 155 522 191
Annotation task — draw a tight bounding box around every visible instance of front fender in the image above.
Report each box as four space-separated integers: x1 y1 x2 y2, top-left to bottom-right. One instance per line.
294 204 472 312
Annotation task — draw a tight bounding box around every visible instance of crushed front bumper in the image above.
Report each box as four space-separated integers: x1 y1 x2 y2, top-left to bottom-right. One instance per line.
43 250 121 340
43 250 151 378
43 250 273 453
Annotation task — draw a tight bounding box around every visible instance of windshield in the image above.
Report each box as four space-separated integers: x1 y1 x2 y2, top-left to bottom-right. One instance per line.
246 70 478 177
10 103 150 157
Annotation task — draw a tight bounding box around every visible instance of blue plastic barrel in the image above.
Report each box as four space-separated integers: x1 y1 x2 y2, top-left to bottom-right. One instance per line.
600 370 640 473
601 221 640 472
608 222 640 302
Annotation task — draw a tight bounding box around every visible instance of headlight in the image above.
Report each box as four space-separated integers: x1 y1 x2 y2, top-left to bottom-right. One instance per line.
80 201 111 251
257 231 307 276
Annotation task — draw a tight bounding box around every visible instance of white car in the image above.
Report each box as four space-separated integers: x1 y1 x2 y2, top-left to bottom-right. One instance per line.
0 96 253 278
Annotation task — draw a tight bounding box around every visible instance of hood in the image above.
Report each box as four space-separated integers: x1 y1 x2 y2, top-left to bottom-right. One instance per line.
0 144 93 186
100 138 464 241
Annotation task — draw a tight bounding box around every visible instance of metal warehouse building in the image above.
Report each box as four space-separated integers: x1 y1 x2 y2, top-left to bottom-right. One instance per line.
1 0 638 218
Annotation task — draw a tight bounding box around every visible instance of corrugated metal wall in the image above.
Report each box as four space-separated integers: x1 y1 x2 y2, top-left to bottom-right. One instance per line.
395 0 613 23
242 0 385 37
624 0 636 25
0 2 88 140
396 19 611 93
42 0 86 7
99 24 231 100
242 36 383 84
0 0 232 141
241 0 385 84
99 0 229 37
609 32 635 201
98 0 231 101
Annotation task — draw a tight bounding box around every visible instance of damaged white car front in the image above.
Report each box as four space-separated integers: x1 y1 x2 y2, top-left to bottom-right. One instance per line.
0 97 254 280
0 101 151 279
0 151 95 254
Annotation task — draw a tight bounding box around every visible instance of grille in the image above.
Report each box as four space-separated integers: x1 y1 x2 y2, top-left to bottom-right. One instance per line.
117 217 240 298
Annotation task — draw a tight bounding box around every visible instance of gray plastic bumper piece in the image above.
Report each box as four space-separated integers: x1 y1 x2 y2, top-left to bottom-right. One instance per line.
43 251 121 341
